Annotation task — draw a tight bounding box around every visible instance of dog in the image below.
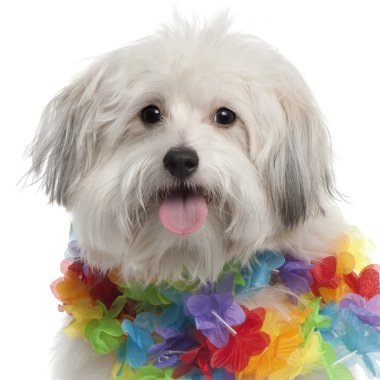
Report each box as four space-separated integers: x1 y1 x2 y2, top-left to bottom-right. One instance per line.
29 14 347 380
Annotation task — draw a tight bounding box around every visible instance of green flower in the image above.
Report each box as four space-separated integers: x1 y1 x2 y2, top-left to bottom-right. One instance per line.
84 319 124 353
301 298 331 341
83 295 128 354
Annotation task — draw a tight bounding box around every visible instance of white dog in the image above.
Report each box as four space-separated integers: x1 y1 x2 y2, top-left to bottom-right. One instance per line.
29 15 346 380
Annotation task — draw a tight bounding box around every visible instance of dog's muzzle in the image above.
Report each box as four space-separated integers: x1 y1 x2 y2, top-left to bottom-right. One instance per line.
163 147 199 179
159 147 207 236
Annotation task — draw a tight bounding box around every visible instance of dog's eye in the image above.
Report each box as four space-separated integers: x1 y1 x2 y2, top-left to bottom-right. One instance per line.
214 107 236 126
141 105 162 124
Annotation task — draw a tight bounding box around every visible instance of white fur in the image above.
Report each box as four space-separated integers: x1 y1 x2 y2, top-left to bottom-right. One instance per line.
30 15 346 380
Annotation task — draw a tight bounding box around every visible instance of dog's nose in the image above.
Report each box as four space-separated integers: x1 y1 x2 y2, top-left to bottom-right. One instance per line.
163 148 199 179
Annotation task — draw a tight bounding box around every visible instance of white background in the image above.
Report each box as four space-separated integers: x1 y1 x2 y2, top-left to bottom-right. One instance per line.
1 0 379 379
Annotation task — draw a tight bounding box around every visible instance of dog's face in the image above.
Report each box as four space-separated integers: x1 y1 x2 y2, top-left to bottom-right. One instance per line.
30 18 335 283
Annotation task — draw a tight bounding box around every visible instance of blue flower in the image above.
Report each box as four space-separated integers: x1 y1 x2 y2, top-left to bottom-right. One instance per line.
317 302 340 344
159 288 191 330
160 304 187 329
333 309 380 378
236 250 285 294
116 313 157 370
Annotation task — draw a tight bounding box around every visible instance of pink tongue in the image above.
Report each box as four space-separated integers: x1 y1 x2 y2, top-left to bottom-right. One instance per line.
159 191 208 235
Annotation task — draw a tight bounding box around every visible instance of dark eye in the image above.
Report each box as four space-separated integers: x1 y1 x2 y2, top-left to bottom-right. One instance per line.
141 105 161 124
214 107 236 126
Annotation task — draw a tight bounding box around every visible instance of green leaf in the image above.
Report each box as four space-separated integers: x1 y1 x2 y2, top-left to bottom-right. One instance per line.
106 295 128 319
166 280 200 293
95 300 108 316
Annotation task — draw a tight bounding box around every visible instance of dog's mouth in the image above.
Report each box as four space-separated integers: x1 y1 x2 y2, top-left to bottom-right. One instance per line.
158 187 209 236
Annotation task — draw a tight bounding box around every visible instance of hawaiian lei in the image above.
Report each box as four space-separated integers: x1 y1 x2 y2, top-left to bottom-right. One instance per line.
52 226 380 380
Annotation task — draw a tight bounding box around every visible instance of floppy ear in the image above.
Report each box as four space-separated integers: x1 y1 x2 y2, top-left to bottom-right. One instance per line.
28 64 104 206
257 69 336 228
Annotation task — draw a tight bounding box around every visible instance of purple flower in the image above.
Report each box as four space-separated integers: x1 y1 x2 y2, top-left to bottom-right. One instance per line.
279 257 313 296
148 327 196 368
67 240 81 260
65 240 90 275
186 291 246 348
340 293 380 327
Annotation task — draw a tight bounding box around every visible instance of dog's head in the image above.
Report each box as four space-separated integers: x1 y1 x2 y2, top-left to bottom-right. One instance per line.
29 16 335 283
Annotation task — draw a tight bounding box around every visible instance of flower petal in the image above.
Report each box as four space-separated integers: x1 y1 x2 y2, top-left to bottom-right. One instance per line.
154 353 178 368
280 271 311 295
148 342 166 355
264 251 286 271
203 321 230 348
211 330 270 372
180 347 202 364
355 307 380 326
359 266 380 299
172 363 194 379
156 326 180 339
126 338 147 368
367 295 380 312
122 319 137 340
223 303 246 327
160 305 185 329
340 293 366 309
135 312 159 333
187 295 211 316
239 307 265 332
195 315 215 330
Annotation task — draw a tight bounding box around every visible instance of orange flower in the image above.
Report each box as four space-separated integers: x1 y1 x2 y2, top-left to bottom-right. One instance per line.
319 281 353 303
51 268 90 304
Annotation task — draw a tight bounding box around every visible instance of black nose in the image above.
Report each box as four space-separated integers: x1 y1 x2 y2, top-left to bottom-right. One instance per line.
163 148 199 179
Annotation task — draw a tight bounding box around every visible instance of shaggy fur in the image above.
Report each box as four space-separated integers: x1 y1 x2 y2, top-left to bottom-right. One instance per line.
29 15 346 380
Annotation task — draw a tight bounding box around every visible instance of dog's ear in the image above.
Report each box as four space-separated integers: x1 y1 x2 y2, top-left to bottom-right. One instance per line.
255 68 336 228
28 64 105 206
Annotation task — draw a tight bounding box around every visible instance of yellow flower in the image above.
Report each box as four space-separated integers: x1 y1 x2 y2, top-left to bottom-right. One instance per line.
345 226 375 271
237 310 305 380
268 331 322 380
62 300 103 337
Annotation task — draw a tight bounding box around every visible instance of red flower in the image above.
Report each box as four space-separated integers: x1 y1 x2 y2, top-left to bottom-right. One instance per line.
89 277 122 309
210 307 270 373
66 260 122 308
310 256 340 296
173 332 216 380
67 261 98 287
344 264 380 300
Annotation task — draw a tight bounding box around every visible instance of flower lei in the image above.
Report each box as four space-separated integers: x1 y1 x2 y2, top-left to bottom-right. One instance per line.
52 226 380 380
